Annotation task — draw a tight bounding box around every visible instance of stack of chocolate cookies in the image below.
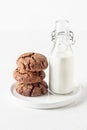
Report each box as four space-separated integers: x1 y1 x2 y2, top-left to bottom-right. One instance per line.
13 52 48 96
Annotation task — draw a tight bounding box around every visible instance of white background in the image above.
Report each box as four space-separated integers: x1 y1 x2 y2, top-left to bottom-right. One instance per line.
0 0 87 130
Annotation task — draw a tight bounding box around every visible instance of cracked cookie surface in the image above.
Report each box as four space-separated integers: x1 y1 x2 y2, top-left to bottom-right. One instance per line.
13 68 45 84
16 81 48 96
16 52 48 73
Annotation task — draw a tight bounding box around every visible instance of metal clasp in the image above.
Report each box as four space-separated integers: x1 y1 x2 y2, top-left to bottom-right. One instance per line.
68 31 75 45
51 30 56 43
51 30 75 45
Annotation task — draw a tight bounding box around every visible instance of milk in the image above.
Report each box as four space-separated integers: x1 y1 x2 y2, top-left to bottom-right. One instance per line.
49 51 74 94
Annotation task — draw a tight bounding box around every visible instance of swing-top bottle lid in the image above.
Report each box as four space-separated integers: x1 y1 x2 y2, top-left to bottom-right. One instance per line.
51 20 75 45
55 20 70 34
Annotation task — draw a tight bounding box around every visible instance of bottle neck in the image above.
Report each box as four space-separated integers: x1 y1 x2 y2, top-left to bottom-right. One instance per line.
51 20 75 55
54 34 73 54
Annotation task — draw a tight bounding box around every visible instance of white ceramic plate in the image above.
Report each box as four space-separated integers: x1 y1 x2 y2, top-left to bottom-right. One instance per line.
10 83 82 109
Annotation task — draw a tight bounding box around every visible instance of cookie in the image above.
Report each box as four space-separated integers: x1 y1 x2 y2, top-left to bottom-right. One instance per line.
16 52 48 73
16 81 48 96
13 68 45 84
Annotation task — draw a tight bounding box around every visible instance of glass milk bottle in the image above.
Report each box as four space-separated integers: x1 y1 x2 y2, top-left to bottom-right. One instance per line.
49 20 75 94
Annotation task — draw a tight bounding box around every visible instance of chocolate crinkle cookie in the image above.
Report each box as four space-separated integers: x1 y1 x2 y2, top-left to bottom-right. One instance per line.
16 52 48 73
16 81 48 97
13 52 48 97
13 68 45 84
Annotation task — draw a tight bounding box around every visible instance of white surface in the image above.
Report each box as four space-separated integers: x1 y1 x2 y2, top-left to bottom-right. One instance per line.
10 83 82 109
0 0 87 130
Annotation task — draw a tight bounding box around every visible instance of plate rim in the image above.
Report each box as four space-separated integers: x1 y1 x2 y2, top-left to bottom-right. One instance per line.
9 82 82 109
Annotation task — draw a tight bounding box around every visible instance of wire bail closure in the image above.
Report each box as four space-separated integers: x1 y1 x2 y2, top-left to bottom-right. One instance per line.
51 30 75 45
